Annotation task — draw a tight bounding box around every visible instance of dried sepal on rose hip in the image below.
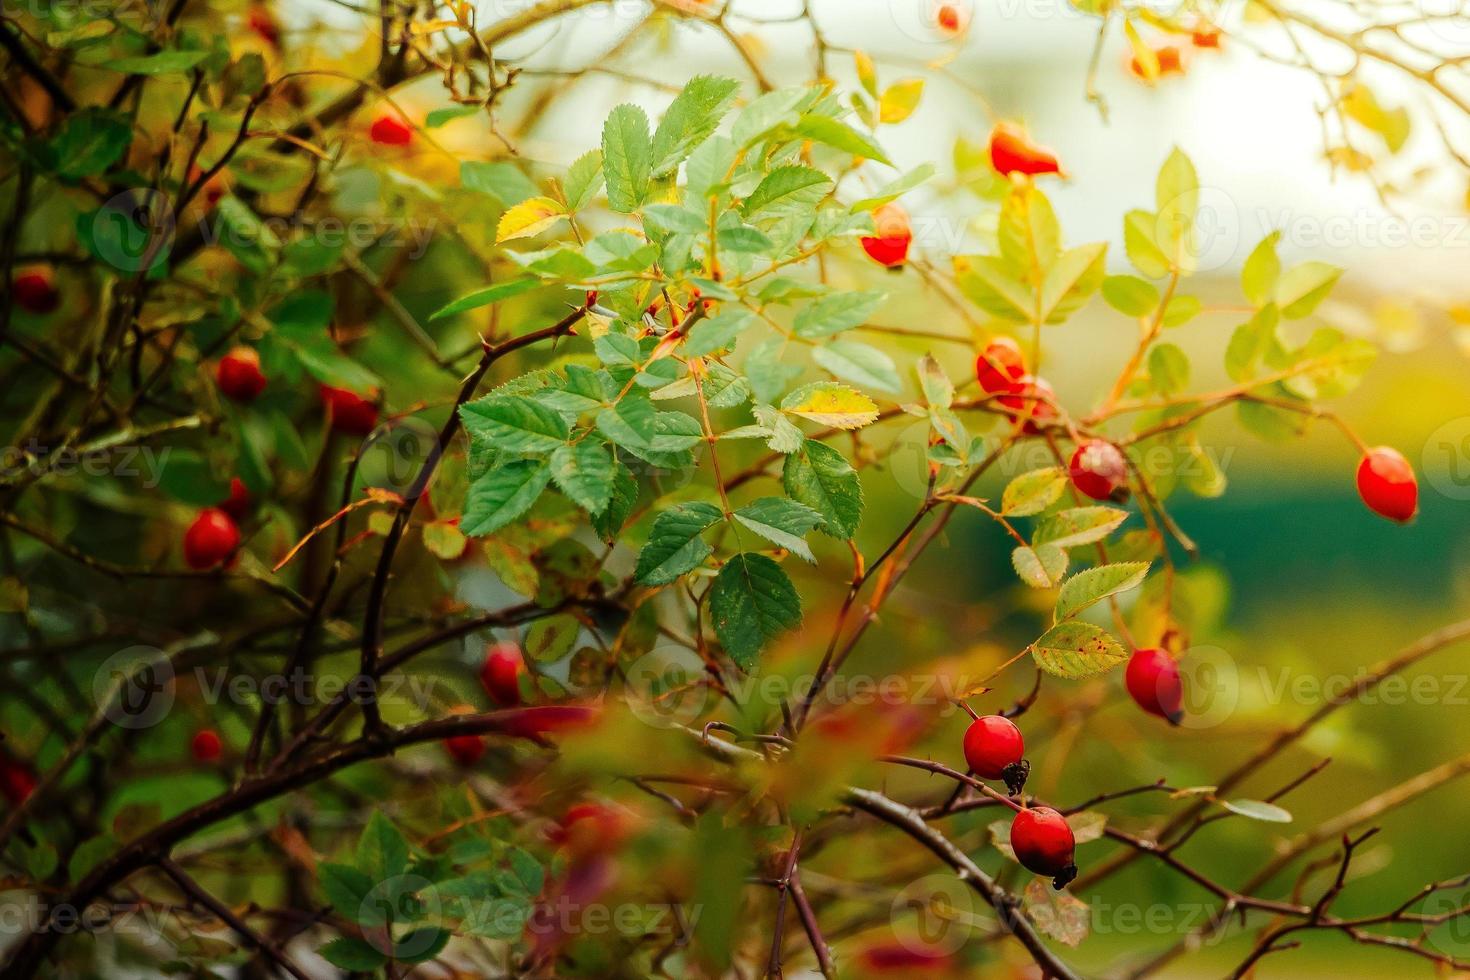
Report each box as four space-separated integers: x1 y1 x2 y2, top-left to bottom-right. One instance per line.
1010 805 1077 890
962 713 1029 795
1069 440 1129 502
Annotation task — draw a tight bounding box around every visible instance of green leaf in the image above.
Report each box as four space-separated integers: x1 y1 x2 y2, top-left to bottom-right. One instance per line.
1012 544 1068 588
319 864 378 924
460 397 569 454
742 165 833 218
812 341 901 393
848 163 936 212
783 439 862 538
1224 305 1282 383
716 225 774 253
1161 294 1202 328
1148 343 1190 395
319 937 388 971
596 393 659 452
1221 799 1293 823
792 113 891 164
685 309 753 357
428 277 540 321
643 204 707 235
793 290 885 339
1275 261 1342 319
461 160 539 205
592 463 638 541
563 149 605 211
1101 275 1159 317
1054 562 1150 621
955 255 1033 323
102 49 209 74
998 186 1060 274
462 459 551 536
1154 147 1199 272
1123 209 1171 279
651 75 741 175
1031 621 1128 678
358 810 410 882
395 927 452 964
1002 468 1068 517
780 381 878 429
45 108 132 179
635 501 724 585
601 103 653 212
732 497 824 563
731 87 807 145
550 441 614 515
1040 242 1107 323
1240 232 1281 308
426 105 480 128
1034 506 1127 549
916 354 954 409
1280 329 1376 400
709 554 802 669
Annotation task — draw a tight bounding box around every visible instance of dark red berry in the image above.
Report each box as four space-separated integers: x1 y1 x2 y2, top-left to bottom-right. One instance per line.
184 508 240 570
975 337 1026 394
216 347 267 403
1070 440 1128 501
370 114 413 146
443 733 486 766
1126 647 1183 725
13 265 60 315
1357 446 1418 523
191 728 222 763
0 757 37 806
1010 806 1077 888
1000 375 1056 434
480 642 526 707
320 384 379 437
962 715 1027 793
219 477 251 521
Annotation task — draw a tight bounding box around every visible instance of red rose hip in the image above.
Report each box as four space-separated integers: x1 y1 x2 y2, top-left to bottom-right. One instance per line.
216 347 267 403
1126 647 1183 724
0 757 37 806
1070 440 1129 501
191 728 223 763
13 265 60 315
975 337 1027 394
370 114 413 146
860 203 912 269
320 385 380 437
1356 447 1418 523
480 642 526 707
1010 806 1077 888
184 508 240 570
989 122 1062 178
962 714 1028 793
443 733 486 766
219 477 251 521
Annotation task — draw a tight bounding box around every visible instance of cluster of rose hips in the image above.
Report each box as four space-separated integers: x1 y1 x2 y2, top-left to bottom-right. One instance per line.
974 336 1061 438
441 641 529 765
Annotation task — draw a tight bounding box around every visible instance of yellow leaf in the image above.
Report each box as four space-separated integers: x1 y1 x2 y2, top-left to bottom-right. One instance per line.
496 196 565 243
1125 22 1159 82
854 50 878 97
878 79 924 124
781 382 879 429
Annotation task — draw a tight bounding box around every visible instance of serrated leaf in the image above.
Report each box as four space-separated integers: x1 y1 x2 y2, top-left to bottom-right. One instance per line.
462 459 551 536
45 108 131 179
319 864 378 924
954 255 1033 323
916 354 953 408
732 497 824 563
1023 879 1090 946
1154 147 1199 272
793 113 891 164
635 502 724 585
742 165 833 217
460 397 569 454
813 341 901 393
1040 242 1107 323
1275 261 1342 319
1241 232 1281 308
783 439 862 538
780 382 878 429
848 163 936 212
709 554 802 669
1054 562 1150 621
732 87 807 145
358 811 409 882
550 441 614 515
1221 799 1293 823
793 290 886 339
685 309 753 357
716 225 774 253
1031 621 1128 678
395 927 452 964
429 277 540 321
651 75 741 175
497 196 566 243
602 104 653 212
1012 543 1068 588
1034 507 1127 549
1002 468 1068 517
564 149 605 211
319 937 389 971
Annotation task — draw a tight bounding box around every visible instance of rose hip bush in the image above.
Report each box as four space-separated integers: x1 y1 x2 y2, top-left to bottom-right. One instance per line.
1 2 1467 977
